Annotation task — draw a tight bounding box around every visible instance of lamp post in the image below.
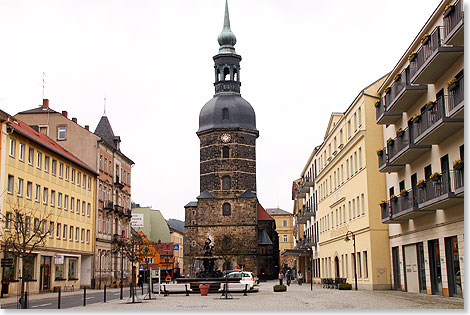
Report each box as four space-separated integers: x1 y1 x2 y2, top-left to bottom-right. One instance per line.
344 231 357 291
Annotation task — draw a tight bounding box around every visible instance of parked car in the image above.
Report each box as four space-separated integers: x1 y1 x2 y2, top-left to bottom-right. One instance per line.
227 271 258 288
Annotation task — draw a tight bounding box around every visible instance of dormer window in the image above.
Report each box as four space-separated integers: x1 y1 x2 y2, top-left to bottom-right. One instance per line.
223 108 229 121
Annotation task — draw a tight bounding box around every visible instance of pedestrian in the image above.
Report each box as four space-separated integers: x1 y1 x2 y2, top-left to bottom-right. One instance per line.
286 271 291 286
165 274 171 283
278 272 284 286
298 272 303 285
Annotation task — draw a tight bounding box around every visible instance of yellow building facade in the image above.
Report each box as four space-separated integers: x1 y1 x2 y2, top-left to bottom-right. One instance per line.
376 0 464 298
1 119 97 294
266 208 295 269
315 76 391 290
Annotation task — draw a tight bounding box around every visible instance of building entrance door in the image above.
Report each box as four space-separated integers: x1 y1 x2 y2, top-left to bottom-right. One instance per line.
334 256 340 278
416 243 427 293
392 247 401 291
403 245 419 293
39 256 51 291
445 236 462 297
428 239 443 295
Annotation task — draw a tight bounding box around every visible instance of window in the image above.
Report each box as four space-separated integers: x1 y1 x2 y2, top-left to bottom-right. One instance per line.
222 107 229 120
19 143 25 161
87 203 91 217
357 252 362 278
352 199 356 219
88 176 91 190
71 197 75 212
63 224 67 240
22 255 35 281
35 184 40 202
354 113 357 131
100 155 103 170
76 199 80 214
82 201 86 215
39 126 48 135
77 171 81 186
71 169 75 183
58 193 62 208
361 194 365 215
81 229 85 243
82 174 86 188
75 227 79 242
348 201 351 221
283 220 288 227
104 158 107 172
36 152 42 169
5 212 12 230
49 221 54 238
222 203 231 216
108 161 112 174
68 258 78 279
55 259 64 280
363 251 368 279
64 195 68 210
26 181 32 199
59 162 63 178
44 156 50 172
222 176 231 190
354 152 358 173
222 146 230 158
347 120 351 138
43 187 48 204
51 159 57 175
283 235 288 242
9 138 16 157
7 175 14 194
28 148 34 165
358 106 362 126
56 223 61 239
50 190 55 207
57 126 66 140
65 165 69 181
86 230 90 243
358 147 362 169
98 215 102 233
25 216 31 234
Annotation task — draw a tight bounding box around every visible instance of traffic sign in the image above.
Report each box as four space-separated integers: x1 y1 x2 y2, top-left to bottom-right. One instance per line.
173 244 179 250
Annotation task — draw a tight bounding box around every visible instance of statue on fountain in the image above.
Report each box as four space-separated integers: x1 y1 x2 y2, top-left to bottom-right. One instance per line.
196 237 222 278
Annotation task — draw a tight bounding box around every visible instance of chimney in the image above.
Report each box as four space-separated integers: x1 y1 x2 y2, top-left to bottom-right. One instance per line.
62 111 68 118
42 99 49 110
85 125 89 131
72 117 77 123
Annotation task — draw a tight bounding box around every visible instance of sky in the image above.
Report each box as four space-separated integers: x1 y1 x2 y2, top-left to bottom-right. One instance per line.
0 0 442 221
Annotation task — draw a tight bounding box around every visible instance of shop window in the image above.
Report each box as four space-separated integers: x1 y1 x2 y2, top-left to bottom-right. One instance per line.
68 258 78 279
55 256 64 280
23 255 35 280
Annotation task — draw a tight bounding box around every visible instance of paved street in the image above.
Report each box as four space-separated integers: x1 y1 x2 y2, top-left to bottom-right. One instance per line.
59 280 463 310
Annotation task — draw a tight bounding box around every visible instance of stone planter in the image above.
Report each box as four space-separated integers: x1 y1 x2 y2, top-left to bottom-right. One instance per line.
273 284 287 292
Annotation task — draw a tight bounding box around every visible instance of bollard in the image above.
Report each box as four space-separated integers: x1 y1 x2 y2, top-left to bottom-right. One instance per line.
58 287 61 309
142 283 144 295
83 287 87 306
104 285 107 303
24 291 28 309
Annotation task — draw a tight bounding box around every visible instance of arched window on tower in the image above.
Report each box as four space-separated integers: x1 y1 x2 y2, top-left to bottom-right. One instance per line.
216 68 221 82
222 175 231 190
222 108 229 121
223 203 231 216
223 67 230 81
222 146 230 158
233 68 238 81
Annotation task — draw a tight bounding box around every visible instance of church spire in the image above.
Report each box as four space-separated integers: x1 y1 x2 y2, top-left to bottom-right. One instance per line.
217 0 237 54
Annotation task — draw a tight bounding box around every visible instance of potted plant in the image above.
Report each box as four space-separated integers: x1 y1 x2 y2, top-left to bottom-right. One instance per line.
385 86 391 94
386 138 394 145
374 100 381 108
453 159 464 170
400 189 408 197
393 73 402 82
390 194 398 201
429 172 441 182
379 200 387 210
421 34 430 45
447 78 458 91
443 4 455 18
396 128 405 137
408 51 417 62
411 114 421 122
417 179 426 188
199 283 210 296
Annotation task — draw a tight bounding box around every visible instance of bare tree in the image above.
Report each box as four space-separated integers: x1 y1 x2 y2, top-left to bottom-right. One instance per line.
1 199 52 308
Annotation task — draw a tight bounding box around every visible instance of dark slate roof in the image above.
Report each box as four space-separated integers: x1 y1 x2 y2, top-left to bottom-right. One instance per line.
258 229 273 245
197 190 215 199
17 106 58 115
197 94 257 134
94 115 118 149
238 189 256 198
167 219 185 234
266 208 292 216
184 201 198 208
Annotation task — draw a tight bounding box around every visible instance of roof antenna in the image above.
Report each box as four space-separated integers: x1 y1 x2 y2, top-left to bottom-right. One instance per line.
42 72 46 99
103 97 107 116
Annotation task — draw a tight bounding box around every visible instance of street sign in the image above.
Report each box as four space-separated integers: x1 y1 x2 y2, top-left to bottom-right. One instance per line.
1 258 13 267
131 214 144 227
173 244 179 250
139 264 145 270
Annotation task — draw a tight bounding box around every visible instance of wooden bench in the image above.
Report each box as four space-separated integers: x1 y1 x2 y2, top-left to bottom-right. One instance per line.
219 283 250 296
160 283 192 296
63 284 74 292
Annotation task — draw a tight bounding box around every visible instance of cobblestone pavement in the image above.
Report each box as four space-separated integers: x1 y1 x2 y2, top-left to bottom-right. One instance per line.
69 280 464 310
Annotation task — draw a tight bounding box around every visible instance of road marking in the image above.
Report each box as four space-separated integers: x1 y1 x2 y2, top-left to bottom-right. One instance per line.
31 303 51 308
86 296 95 299
113 293 120 296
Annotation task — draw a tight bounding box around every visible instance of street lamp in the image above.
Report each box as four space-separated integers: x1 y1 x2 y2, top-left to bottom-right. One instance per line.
344 231 357 291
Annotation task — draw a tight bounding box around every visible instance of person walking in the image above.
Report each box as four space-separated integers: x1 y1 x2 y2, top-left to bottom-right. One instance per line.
278 272 284 286
286 271 291 286
298 271 303 285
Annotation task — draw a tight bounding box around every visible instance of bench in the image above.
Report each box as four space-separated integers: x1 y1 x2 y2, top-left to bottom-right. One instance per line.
64 284 74 292
219 283 250 296
160 283 192 296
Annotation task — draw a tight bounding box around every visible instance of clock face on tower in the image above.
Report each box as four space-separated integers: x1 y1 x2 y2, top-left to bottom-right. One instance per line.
221 133 231 143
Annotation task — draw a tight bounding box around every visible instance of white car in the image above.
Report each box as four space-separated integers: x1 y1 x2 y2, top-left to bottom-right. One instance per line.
227 271 257 288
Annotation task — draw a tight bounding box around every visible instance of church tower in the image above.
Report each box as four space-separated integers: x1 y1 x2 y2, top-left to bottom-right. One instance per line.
184 0 260 274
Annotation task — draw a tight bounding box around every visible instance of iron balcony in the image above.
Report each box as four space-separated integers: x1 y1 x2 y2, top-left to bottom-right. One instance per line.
381 189 434 224
448 75 464 118
443 0 464 46
410 26 464 85
417 171 464 210
375 99 401 125
386 127 431 165
377 148 405 173
384 67 427 114
454 166 464 196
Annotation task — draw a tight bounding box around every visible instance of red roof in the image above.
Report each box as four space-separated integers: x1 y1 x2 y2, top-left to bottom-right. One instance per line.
257 203 274 221
8 119 97 175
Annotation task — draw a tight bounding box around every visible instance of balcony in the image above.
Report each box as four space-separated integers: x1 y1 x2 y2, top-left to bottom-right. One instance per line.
375 99 401 125
380 202 391 223
104 201 114 210
417 171 464 210
413 96 464 145
382 189 435 223
115 176 124 188
303 178 315 187
377 148 405 173
387 127 431 165
385 68 427 114
296 212 308 225
299 186 310 194
448 75 464 118
114 204 124 214
453 164 464 196
443 0 464 45
410 26 464 84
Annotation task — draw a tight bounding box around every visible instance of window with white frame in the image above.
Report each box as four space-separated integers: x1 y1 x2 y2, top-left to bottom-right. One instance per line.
63 224 67 240
51 159 57 175
36 152 42 169
82 174 86 188
59 162 63 178
71 169 75 183
56 223 61 239
7 175 14 194
283 235 288 242
88 176 91 190
75 227 79 242
44 156 50 172
69 226 73 241
50 190 55 207
71 197 75 212
82 201 85 215
86 230 90 243
49 221 54 238
17 178 23 196
28 148 34 165
35 184 40 202
87 203 90 217
58 193 62 208
26 181 32 199
361 194 365 215
77 171 81 186
64 195 68 210
65 165 69 181
57 126 66 140
363 251 368 279
81 228 85 243
43 187 48 204
76 199 80 214
9 138 16 157
19 143 25 161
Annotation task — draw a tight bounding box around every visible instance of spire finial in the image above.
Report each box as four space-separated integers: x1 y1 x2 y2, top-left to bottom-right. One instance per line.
217 0 236 53
103 97 107 116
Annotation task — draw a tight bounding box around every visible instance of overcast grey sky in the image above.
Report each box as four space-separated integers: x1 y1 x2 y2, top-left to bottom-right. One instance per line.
0 0 441 221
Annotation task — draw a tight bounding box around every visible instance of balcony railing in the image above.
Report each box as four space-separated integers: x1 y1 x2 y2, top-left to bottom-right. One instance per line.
376 99 401 125
413 95 463 145
382 189 434 223
454 164 464 195
385 67 428 114
387 127 431 165
410 26 464 84
104 201 114 210
448 75 464 118
443 0 464 45
377 148 405 173
380 202 391 223
417 171 464 210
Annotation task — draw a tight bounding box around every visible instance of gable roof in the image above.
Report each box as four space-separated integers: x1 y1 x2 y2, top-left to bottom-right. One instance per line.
17 106 58 115
8 119 97 175
257 203 274 221
238 189 257 198
266 208 292 216
323 113 343 140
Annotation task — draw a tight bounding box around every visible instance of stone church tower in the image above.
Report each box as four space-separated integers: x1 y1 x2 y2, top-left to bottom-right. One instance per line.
183 1 278 277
